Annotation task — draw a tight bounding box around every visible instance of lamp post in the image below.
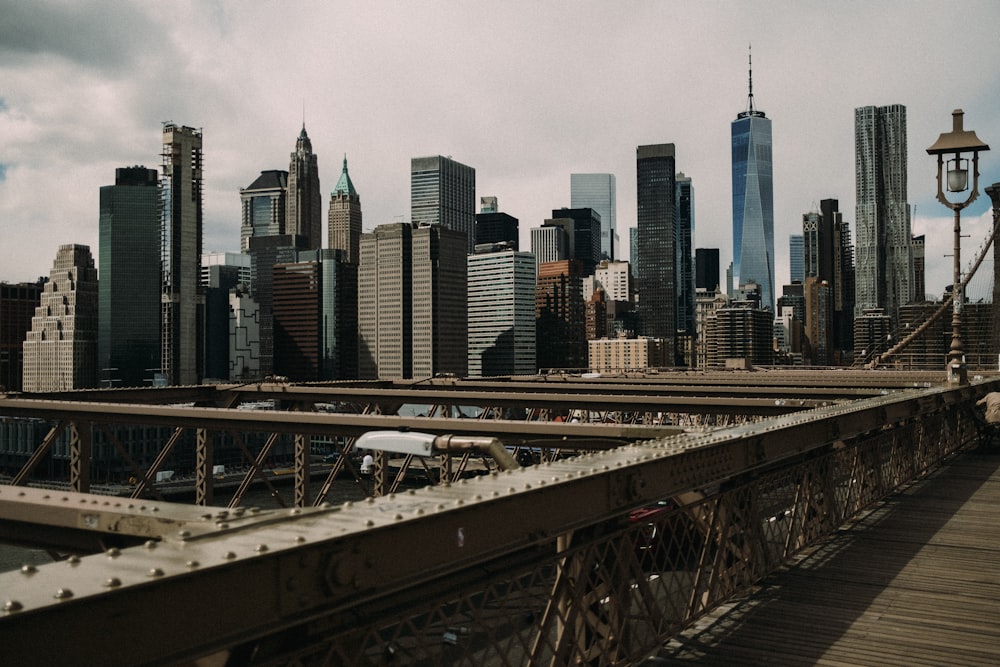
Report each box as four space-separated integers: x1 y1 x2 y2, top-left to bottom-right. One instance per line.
927 109 989 384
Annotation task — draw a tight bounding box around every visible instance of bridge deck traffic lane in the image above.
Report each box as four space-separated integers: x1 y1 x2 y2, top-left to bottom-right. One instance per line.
651 448 1000 665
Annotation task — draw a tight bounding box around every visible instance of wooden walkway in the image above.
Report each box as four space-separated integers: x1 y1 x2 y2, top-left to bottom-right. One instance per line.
649 448 1000 666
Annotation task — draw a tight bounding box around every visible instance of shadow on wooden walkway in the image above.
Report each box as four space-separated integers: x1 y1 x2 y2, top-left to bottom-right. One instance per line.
648 447 1000 666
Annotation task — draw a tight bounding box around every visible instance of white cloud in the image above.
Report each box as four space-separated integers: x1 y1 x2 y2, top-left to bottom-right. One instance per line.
1 0 999 310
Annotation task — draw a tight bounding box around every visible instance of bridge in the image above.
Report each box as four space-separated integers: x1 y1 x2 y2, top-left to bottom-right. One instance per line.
0 371 996 665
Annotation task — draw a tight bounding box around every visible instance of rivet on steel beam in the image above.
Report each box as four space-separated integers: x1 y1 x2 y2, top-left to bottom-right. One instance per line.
366 497 375 504
68 555 81 565
20 564 37 575
217 522 230 529
454 499 464 506
289 509 301 515
144 540 157 549
54 588 73 599
186 561 200 568
233 508 246 516
152 507 160 512
255 544 268 553
106 548 121 559
415 508 424 515
394 514 403 521
201 514 213 520
178 530 191 539
473 494 482 501
344 501 354 508
148 568 164 577
295 536 306 543
365 520 375 527
3 600 23 613
103 578 121 588
223 551 237 560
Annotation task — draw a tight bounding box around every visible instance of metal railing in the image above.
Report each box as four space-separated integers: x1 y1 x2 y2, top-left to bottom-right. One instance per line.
0 377 991 665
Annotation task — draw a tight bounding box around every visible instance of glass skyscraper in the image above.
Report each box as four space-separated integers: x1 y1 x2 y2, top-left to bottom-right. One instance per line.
731 58 774 312
789 233 804 283
636 143 676 346
411 155 476 253
570 173 617 260
99 167 162 387
675 173 695 337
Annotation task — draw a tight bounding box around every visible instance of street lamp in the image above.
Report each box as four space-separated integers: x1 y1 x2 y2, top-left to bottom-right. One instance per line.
927 109 990 384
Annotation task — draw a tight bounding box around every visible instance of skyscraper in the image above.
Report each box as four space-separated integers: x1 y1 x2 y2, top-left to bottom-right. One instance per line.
675 173 695 340
636 143 676 347
287 125 322 250
571 173 617 260
854 104 910 324
475 197 519 250
695 248 720 292
240 170 288 252
536 260 587 371
411 155 476 253
0 281 43 392
22 245 98 391
731 54 775 312
911 235 926 302
789 233 804 283
358 223 467 379
272 249 358 381
328 156 362 263
99 166 161 387
467 248 536 376
530 225 567 268
547 208 602 275
161 123 204 386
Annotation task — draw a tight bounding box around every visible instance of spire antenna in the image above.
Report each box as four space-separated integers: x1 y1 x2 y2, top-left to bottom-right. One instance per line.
747 44 755 113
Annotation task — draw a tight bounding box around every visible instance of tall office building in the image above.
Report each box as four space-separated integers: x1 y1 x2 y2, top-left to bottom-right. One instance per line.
248 234 310 378
272 249 358 381
0 281 43 392
789 234 804 283
675 173 695 340
22 245 99 391
475 197 519 250
536 260 587 371
571 173 617 260
530 225 567 268
467 249 536 376
695 248 720 292
854 104 911 324
160 123 204 386
240 170 288 252
546 208 602 275
411 155 476 253
328 156 362 264
804 200 855 360
286 125 322 250
911 235 926 302
630 228 639 278
98 166 161 387
636 143 676 349
358 223 466 379
731 55 775 312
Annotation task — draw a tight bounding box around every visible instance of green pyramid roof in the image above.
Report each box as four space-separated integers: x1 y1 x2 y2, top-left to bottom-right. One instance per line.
333 155 358 198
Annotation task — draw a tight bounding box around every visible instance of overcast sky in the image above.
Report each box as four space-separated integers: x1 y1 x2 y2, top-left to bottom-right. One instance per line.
3 1 1000 300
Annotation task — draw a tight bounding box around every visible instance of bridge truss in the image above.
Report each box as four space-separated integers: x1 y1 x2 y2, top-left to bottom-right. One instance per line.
0 372 992 665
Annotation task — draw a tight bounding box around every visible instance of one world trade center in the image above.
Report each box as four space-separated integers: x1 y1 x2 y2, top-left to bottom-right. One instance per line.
731 50 774 312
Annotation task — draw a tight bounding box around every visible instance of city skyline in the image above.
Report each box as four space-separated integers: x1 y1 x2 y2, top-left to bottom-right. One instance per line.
2 2 1000 300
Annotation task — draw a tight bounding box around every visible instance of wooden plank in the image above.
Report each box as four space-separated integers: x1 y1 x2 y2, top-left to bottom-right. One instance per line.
650 450 1000 665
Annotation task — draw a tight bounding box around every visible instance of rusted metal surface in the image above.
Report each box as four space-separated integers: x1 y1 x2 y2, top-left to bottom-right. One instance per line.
0 378 991 665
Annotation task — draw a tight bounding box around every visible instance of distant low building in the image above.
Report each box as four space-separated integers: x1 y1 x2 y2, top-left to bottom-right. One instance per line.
589 335 669 373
